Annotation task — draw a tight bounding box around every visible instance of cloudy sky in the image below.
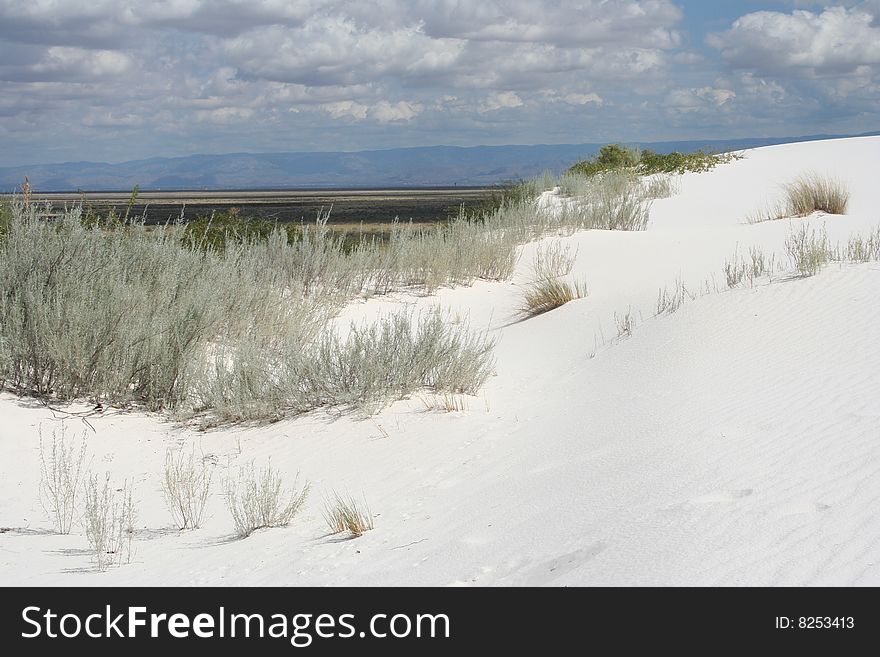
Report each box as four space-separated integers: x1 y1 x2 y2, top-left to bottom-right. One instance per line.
1 0 879 166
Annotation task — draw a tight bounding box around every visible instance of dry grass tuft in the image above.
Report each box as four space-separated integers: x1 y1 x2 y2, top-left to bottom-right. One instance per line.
520 277 588 317
323 492 374 538
749 172 850 223
519 242 588 317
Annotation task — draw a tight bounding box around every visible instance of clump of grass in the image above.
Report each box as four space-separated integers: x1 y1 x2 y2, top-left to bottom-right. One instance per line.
519 242 588 318
224 462 309 538
419 393 469 412
784 173 849 216
163 448 213 530
39 423 89 535
520 278 588 317
323 492 374 538
82 473 136 572
749 173 850 223
785 224 833 277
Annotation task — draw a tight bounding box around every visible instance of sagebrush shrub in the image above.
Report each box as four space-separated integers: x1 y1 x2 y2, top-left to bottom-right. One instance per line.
224 462 309 538
163 449 213 530
785 224 833 276
39 423 88 534
82 473 136 572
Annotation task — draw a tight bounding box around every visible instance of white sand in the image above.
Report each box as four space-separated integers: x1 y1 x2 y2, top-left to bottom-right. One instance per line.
2 136 879 586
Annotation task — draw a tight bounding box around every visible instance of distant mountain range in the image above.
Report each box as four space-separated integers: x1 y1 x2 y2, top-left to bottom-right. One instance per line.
2 132 877 192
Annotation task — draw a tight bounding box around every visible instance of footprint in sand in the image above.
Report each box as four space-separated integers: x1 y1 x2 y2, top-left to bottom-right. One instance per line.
777 501 831 517
523 542 606 586
688 489 754 505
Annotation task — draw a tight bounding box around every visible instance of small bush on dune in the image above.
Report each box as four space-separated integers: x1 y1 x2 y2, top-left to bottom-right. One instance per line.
567 144 737 179
785 224 834 277
180 207 301 252
636 149 739 175
846 226 880 262
163 448 213 530
0 199 11 244
568 144 640 177
82 473 136 572
192 310 496 424
39 423 88 535
555 171 652 231
224 462 309 538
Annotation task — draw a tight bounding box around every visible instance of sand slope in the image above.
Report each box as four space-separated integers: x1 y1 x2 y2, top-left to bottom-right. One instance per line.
2 136 879 586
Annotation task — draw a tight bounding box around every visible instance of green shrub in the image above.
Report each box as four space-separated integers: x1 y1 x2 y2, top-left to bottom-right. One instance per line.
180 208 301 251
568 144 640 177
568 144 738 179
0 199 11 244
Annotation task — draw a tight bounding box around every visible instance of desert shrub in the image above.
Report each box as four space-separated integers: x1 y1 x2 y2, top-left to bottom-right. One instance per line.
163 448 213 530
323 492 374 538
465 176 551 218
846 226 880 262
224 462 309 538
0 210 326 408
783 173 849 216
79 186 143 229
82 473 136 571
555 171 651 231
303 311 497 411
191 310 496 424
0 198 11 244
567 144 736 179
785 224 833 276
642 174 680 199
39 423 89 534
637 149 738 175
181 207 301 251
568 144 640 177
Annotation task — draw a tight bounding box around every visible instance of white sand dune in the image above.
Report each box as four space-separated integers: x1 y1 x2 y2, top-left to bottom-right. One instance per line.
2 136 879 586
